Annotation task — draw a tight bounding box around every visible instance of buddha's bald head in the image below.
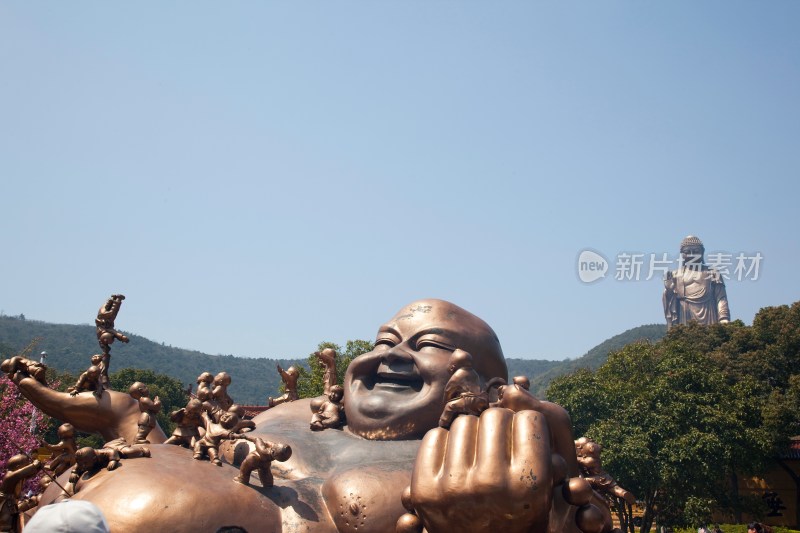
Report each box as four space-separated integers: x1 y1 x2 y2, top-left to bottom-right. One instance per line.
344 299 507 440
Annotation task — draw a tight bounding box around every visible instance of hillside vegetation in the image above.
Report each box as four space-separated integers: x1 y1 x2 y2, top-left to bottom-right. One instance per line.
526 323 667 398
0 315 296 404
0 315 666 404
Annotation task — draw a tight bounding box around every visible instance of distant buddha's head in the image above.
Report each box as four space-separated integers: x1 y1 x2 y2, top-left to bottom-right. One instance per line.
680 235 705 267
344 299 507 440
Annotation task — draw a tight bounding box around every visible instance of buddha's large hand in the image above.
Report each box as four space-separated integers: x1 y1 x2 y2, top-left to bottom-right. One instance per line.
408 386 610 533
410 408 554 532
13 375 166 444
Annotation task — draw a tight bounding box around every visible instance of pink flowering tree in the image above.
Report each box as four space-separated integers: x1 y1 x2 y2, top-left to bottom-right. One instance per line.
0 374 49 493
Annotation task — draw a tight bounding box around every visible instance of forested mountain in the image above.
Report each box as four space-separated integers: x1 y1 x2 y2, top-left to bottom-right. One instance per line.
0 315 296 404
0 315 666 404
520 323 667 398
504 358 564 383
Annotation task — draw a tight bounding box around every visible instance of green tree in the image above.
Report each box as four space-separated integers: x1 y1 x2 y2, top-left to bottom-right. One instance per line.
0 341 16 358
548 340 772 532
549 302 800 531
295 340 374 399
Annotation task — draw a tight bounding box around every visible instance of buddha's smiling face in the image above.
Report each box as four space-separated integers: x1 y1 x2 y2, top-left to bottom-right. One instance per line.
344 299 507 440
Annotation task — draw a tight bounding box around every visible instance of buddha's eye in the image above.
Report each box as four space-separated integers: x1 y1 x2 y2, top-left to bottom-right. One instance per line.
416 339 454 351
374 338 396 349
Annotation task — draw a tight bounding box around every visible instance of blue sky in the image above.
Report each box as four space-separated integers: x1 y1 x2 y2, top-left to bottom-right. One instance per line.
2 2 798 361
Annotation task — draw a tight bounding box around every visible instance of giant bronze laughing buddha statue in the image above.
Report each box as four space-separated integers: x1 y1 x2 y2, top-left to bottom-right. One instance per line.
12 299 612 533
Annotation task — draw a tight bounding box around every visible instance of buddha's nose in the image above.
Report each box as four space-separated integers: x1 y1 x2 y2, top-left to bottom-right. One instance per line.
381 346 416 372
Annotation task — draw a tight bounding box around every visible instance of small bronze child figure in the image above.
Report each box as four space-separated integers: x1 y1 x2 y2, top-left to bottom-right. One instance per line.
228 404 256 433
315 348 338 394
95 294 129 387
196 371 214 401
103 437 151 459
67 447 121 495
212 371 234 412
95 294 129 354
233 438 292 487
193 410 248 466
438 349 489 429
202 373 237 424
164 398 204 448
129 382 162 444
310 385 345 431
196 371 222 421
0 454 43 533
44 423 78 477
512 375 531 390
68 365 103 398
267 364 299 408
575 437 635 505
89 354 110 391
0 356 48 385
310 349 337 412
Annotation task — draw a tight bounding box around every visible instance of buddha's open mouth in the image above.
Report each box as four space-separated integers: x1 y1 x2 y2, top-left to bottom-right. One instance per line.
369 370 424 392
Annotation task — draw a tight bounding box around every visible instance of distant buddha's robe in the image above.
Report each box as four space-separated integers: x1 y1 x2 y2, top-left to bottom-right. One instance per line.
663 266 730 327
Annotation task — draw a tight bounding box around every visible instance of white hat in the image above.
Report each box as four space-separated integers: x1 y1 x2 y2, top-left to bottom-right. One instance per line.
24 500 110 533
